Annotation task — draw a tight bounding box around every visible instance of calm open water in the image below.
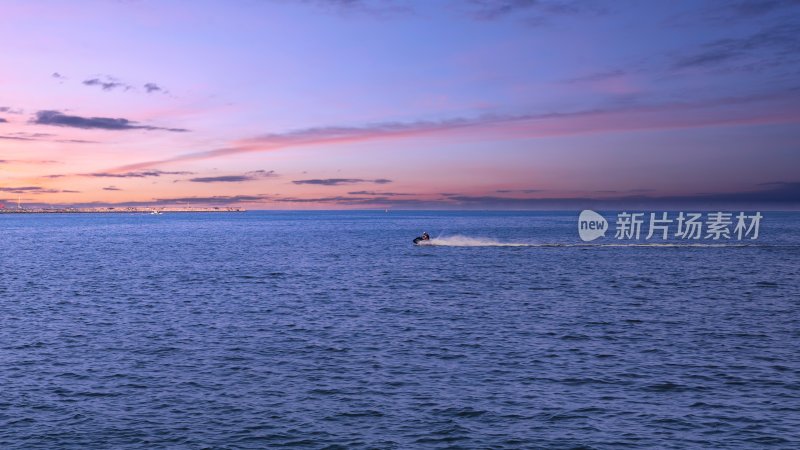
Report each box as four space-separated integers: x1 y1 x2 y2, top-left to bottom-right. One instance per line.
1 211 798 449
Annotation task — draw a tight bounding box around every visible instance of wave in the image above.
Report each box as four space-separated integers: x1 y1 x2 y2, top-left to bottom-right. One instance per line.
422 235 774 248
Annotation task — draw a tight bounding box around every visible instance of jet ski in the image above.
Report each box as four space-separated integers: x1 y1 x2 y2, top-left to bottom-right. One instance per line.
413 232 431 245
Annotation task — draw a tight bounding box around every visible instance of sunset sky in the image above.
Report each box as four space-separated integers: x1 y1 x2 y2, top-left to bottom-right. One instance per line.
1 0 799 209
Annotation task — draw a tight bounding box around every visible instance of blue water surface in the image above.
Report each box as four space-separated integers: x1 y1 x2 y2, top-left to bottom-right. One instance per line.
1 211 798 449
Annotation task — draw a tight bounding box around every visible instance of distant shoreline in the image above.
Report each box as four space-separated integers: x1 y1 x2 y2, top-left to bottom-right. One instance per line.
0 207 245 214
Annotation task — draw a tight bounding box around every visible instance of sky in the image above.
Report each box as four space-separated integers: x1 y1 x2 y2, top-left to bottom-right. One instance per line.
1 0 799 209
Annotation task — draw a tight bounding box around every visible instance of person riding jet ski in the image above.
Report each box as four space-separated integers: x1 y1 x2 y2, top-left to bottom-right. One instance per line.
413 232 431 244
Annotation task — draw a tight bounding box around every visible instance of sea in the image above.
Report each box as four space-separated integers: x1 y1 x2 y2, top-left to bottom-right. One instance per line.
1 210 798 449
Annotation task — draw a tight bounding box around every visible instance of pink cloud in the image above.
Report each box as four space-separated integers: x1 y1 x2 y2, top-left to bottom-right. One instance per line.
102 90 800 172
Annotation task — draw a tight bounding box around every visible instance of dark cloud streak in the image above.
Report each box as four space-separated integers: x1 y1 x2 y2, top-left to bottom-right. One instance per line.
496 189 544 193
86 170 193 178
292 178 392 186
466 0 604 25
83 77 131 91
144 83 164 93
190 175 253 183
33 110 189 132
0 106 23 115
673 23 800 69
297 0 412 17
0 186 66 194
348 190 411 196
188 170 277 183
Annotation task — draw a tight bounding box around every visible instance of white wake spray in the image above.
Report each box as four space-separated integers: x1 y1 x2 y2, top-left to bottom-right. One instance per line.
419 235 762 248
424 235 531 247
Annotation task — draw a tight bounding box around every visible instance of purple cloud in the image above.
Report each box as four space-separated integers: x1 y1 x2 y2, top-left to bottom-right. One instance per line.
292 178 392 186
33 110 189 132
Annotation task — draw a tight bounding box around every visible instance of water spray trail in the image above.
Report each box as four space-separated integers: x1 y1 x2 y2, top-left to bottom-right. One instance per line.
420 235 775 248
427 236 530 247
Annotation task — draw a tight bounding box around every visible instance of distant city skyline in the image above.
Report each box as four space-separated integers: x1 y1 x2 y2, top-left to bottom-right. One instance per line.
1 0 799 209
